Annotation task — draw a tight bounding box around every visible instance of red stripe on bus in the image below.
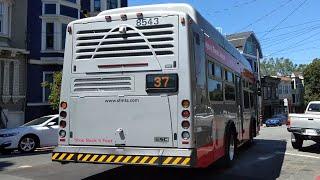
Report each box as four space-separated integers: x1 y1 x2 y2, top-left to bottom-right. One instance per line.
98 63 148 68
196 139 225 168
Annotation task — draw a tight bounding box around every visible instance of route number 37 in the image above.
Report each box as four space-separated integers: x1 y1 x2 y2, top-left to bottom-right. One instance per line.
154 76 169 88
136 18 159 26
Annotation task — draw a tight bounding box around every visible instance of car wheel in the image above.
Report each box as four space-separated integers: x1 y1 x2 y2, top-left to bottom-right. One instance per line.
18 135 38 153
291 133 303 150
222 127 237 167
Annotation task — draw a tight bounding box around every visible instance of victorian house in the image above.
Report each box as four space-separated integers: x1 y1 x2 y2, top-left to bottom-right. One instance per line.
26 0 127 121
0 0 28 128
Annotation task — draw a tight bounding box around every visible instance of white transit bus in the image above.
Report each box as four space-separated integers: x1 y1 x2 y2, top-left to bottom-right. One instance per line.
52 3 260 168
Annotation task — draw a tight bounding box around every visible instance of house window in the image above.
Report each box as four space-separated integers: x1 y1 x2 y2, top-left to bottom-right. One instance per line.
214 64 222 79
43 72 54 102
0 3 4 33
208 79 223 101
208 62 213 76
225 84 235 101
108 0 118 9
94 0 101 11
44 4 56 14
61 24 67 49
224 70 233 83
46 23 54 49
0 2 10 35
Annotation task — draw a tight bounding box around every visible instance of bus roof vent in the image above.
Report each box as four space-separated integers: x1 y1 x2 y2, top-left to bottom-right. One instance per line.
73 76 133 92
74 24 175 60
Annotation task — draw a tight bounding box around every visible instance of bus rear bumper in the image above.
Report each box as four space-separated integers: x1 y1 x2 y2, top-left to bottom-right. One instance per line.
52 145 194 167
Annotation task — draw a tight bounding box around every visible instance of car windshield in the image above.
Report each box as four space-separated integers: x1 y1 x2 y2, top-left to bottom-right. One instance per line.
308 104 320 112
22 116 52 126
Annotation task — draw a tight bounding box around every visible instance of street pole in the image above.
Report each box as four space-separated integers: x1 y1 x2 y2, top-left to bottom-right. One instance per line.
257 48 262 127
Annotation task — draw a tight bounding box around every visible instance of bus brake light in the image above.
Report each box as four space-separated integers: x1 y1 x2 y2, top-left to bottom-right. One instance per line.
182 110 190 118
182 121 190 129
60 101 67 109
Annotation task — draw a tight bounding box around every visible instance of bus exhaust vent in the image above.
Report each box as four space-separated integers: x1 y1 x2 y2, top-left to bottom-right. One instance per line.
73 76 133 92
75 24 175 60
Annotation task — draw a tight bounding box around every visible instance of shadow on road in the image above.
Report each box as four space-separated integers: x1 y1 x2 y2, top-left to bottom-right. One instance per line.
300 143 320 154
0 149 52 158
83 139 287 180
0 161 14 172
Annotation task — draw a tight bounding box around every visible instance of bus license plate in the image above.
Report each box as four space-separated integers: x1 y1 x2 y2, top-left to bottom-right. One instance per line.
146 74 178 93
305 129 317 136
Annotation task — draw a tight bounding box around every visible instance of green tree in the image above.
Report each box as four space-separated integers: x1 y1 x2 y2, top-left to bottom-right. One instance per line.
260 57 305 76
303 58 320 103
42 71 62 110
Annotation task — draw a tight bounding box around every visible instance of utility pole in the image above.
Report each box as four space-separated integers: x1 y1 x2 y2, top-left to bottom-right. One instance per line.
257 48 262 127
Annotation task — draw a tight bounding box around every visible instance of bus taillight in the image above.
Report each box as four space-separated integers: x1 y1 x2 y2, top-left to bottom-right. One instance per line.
60 111 67 118
59 120 66 128
181 131 190 140
182 110 190 118
60 101 67 109
182 121 190 129
181 100 190 108
59 130 66 138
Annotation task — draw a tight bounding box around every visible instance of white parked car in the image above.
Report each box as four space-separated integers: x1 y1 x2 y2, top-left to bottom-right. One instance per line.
0 114 59 153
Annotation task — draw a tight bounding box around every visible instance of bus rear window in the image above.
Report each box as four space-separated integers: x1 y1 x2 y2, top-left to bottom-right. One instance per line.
146 74 178 93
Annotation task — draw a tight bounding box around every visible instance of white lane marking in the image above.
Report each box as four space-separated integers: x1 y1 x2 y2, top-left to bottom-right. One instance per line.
18 165 32 168
276 151 320 159
258 154 276 160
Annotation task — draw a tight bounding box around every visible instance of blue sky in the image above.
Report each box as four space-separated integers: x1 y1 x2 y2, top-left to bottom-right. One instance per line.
129 0 319 65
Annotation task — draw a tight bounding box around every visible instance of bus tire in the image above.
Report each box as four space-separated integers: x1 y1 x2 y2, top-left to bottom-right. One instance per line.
222 125 237 167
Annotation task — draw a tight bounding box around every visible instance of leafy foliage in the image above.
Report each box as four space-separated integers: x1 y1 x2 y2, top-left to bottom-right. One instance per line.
41 71 62 110
303 59 320 103
260 57 306 76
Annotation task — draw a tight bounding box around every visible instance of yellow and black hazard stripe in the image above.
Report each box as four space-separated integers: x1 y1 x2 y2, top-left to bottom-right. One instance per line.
52 152 76 162
162 156 191 166
77 154 160 165
52 153 191 166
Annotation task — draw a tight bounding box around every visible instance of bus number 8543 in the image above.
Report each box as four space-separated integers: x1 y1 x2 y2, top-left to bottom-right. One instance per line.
136 18 159 26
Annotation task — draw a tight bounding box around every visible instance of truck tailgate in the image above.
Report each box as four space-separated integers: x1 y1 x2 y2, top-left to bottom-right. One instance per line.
289 113 320 129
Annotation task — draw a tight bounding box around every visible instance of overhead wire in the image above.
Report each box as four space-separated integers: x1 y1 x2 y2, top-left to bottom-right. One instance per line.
262 25 320 48
260 24 320 42
260 0 309 38
237 0 295 32
209 0 259 14
266 29 320 56
255 19 320 34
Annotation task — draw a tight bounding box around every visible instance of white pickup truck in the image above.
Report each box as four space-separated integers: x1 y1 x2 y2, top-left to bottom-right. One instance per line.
287 101 320 149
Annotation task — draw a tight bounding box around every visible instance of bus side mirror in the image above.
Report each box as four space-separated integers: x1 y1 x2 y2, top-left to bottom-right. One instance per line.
257 88 261 96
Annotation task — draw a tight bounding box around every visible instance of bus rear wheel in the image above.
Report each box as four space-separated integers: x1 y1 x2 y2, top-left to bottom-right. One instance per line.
222 127 237 167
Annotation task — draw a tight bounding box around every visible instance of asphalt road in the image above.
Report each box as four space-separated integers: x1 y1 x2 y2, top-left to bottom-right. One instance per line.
0 126 319 180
